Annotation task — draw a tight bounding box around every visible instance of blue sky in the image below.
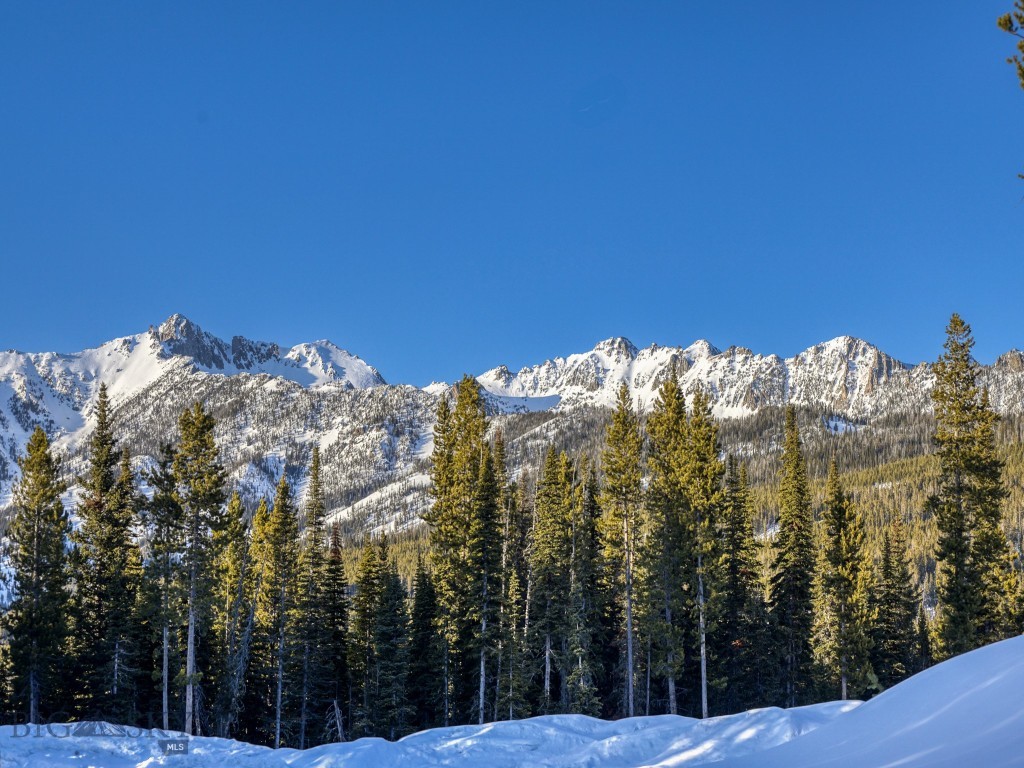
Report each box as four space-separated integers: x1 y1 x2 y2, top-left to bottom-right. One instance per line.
1 2 1021 385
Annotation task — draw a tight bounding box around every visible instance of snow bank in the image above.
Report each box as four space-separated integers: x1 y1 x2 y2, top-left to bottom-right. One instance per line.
0 635 1021 768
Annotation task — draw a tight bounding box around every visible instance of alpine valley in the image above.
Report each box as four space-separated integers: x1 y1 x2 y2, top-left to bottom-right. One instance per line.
2 314 1024 535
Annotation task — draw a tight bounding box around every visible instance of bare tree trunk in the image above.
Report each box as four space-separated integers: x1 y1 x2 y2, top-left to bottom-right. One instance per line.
29 667 38 725
624 509 635 717
275 625 285 748
665 593 677 715
162 623 170 731
479 572 488 725
113 639 120 696
443 644 450 727
697 552 708 719
332 699 345 742
645 644 651 716
185 578 197 736
544 633 552 708
300 642 310 748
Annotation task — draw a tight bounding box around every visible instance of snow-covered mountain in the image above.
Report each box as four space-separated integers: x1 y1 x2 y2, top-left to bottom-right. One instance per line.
2 315 1024 532
479 335 921 418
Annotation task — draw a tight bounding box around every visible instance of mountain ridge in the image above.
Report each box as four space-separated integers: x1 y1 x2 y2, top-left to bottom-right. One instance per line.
2 314 1024 533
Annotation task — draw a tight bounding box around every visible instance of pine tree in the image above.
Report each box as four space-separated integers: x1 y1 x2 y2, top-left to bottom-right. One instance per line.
769 406 816 707
374 556 413 740
140 444 185 731
251 474 300 747
408 557 443 731
423 375 487 724
683 388 725 718
348 536 411 739
497 567 530 720
638 375 690 715
811 460 873 701
565 461 602 716
870 516 919 690
931 314 1010 658
529 449 574 713
599 384 643 717
5 427 71 723
321 523 350 742
714 458 766 714
468 446 501 723
211 491 255 738
173 402 227 735
291 448 331 747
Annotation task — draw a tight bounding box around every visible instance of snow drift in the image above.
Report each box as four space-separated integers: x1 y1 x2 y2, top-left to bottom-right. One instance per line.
0 635 1020 767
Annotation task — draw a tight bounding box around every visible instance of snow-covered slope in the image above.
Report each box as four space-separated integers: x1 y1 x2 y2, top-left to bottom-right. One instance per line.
0 636 1020 767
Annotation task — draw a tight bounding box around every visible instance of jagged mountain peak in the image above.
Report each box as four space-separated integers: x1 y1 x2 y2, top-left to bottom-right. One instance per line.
592 336 639 359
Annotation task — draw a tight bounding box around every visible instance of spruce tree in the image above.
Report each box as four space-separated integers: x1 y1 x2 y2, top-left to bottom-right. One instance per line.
423 375 487 724
5 427 70 723
931 314 1010 658
810 460 873 701
599 383 643 717
348 536 411 740
173 402 227 735
565 461 601 716
251 474 300 747
714 458 766 714
638 375 690 715
321 523 350 742
870 516 919 690
211 491 255 738
468 446 502 723
769 406 815 707
140 444 185 731
291 448 331 747
497 567 530 720
528 449 574 713
683 388 725 718
408 557 443 731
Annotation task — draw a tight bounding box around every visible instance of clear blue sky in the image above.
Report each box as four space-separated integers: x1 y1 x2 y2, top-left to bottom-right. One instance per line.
1 2 1021 385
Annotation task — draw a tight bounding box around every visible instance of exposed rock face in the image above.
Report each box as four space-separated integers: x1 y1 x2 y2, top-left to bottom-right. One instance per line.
2 316 1023 534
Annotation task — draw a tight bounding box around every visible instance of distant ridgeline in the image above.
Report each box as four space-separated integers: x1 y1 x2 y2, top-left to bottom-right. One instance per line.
0 314 1021 745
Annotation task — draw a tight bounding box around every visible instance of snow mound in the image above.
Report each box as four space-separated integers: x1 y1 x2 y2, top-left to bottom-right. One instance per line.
0 636 1021 767
723 634 1024 768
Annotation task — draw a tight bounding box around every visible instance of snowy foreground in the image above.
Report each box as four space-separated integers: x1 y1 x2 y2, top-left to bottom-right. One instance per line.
2 636 1022 768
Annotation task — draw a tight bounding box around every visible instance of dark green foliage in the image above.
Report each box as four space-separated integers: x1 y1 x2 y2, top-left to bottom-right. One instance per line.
932 315 1011 658
870 516 920 690
811 460 873 700
138 443 185 731
251 475 300 747
348 536 412 740
70 385 144 721
4 427 71 723
598 384 643 717
173 402 228 735
638 376 690 716
769 406 816 707
290 448 333 748
713 459 770 714
423 376 487 724
321 523 351 742
408 558 443 731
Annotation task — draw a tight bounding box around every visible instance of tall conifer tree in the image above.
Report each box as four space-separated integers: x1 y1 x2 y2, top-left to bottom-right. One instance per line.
769 406 815 707
870 516 920 690
811 460 873 700
173 402 227 735
5 427 70 723
599 384 643 717
931 314 1010 658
